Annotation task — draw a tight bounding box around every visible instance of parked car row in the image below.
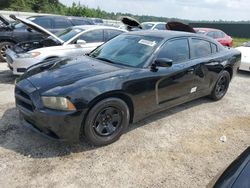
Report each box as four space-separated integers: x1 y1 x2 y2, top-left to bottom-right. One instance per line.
5 16 125 75
0 14 94 61
1 13 248 187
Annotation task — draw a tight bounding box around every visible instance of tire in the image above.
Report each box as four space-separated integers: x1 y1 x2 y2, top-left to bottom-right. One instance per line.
0 41 14 62
83 98 130 146
210 71 230 101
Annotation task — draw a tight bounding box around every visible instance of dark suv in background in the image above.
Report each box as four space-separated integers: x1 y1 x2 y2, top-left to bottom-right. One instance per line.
0 15 94 61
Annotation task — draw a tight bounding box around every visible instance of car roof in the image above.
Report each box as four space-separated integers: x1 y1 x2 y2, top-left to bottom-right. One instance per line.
72 25 126 31
28 15 92 20
126 30 203 39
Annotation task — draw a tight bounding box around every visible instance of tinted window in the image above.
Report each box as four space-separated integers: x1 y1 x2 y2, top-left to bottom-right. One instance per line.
155 24 166 30
157 38 190 63
55 27 84 42
192 39 211 58
79 30 104 43
104 29 123 42
33 17 52 28
71 19 93 26
54 18 72 29
211 43 218 53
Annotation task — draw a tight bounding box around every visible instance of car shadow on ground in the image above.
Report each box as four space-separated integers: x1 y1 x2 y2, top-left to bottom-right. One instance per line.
0 97 212 159
0 69 18 84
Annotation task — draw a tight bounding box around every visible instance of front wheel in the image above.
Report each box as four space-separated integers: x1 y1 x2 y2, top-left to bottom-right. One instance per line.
83 98 130 146
210 71 230 101
0 41 14 62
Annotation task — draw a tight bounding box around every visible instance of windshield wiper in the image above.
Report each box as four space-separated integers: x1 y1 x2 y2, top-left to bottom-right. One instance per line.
95 57 117 64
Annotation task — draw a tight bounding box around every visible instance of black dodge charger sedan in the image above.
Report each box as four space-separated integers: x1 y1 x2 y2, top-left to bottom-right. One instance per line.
15 31 241 146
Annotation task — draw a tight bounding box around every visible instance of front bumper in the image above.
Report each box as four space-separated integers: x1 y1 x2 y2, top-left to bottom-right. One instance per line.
6 49 41 75
15 79 86 142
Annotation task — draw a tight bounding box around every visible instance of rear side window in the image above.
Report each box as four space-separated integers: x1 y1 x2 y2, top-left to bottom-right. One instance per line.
157 38 190 63
33 17 52 28
211 43 218 53
54 18 72 28
71 19 93 26
155 24 166 30
79 30 104 43
207 32 215 38
104 29 124 42
192 39 211 58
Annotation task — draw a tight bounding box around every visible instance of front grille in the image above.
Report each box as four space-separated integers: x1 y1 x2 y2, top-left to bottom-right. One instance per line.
6 54 13 64
15 87 34 112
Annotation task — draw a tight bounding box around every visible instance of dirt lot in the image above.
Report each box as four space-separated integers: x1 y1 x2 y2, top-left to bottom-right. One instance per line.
0 63 249 188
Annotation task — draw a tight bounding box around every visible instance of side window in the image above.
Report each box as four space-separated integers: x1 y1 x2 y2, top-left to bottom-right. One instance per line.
79 30 104 43
211 43 218 53
157 38 190 63
104 29 123 42
192 39 212 58
207 32 215 38
71 19 92 26
155 24 166 30
33 18 52 28
54 18 72 29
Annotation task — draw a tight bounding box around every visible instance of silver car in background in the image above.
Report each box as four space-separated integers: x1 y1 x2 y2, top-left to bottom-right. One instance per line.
6 17 126 75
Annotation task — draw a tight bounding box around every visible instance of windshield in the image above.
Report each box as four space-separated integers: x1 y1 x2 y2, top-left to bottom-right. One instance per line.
89 34 163 68
13 17 36 29
142 23 155 30
55 27 84 42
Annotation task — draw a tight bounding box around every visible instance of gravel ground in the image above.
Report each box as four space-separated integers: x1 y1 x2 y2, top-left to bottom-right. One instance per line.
0 63 249 188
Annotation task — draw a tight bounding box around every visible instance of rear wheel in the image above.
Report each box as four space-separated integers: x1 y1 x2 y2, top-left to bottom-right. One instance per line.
83 98 130 146
210 71 230 101
0 41 14 62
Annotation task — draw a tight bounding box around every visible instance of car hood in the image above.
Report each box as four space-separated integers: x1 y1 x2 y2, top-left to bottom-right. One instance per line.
121 16 143 30
19 56 126 91
166 22 196 33
9 15 64 44
121 16 195 33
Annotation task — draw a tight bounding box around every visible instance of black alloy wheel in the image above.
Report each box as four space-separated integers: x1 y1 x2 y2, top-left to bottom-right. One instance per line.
210 71 230 101
83 98 130 146
93 107 122 136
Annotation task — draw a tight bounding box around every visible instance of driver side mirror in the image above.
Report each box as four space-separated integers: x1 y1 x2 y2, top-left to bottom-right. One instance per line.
155 58 173 67
76 39 86 45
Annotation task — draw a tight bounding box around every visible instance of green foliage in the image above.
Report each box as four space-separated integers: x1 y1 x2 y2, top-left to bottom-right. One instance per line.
1 0 249 24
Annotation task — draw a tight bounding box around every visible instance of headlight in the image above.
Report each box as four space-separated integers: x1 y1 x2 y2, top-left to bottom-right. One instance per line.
18 52 41 58
42 96 76 111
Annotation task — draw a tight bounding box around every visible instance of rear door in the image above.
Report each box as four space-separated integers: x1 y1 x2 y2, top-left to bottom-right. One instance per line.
189 38 221 93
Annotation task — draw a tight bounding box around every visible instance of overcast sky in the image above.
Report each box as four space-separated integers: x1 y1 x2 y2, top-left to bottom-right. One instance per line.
59 0 250 21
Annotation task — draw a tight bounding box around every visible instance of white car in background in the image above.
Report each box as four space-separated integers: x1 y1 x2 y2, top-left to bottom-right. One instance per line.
236 43 250 72
141 22 166 30
6 17 126 75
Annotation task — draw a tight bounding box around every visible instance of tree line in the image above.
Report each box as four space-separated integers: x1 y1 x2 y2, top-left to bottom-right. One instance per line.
0 0 249 23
